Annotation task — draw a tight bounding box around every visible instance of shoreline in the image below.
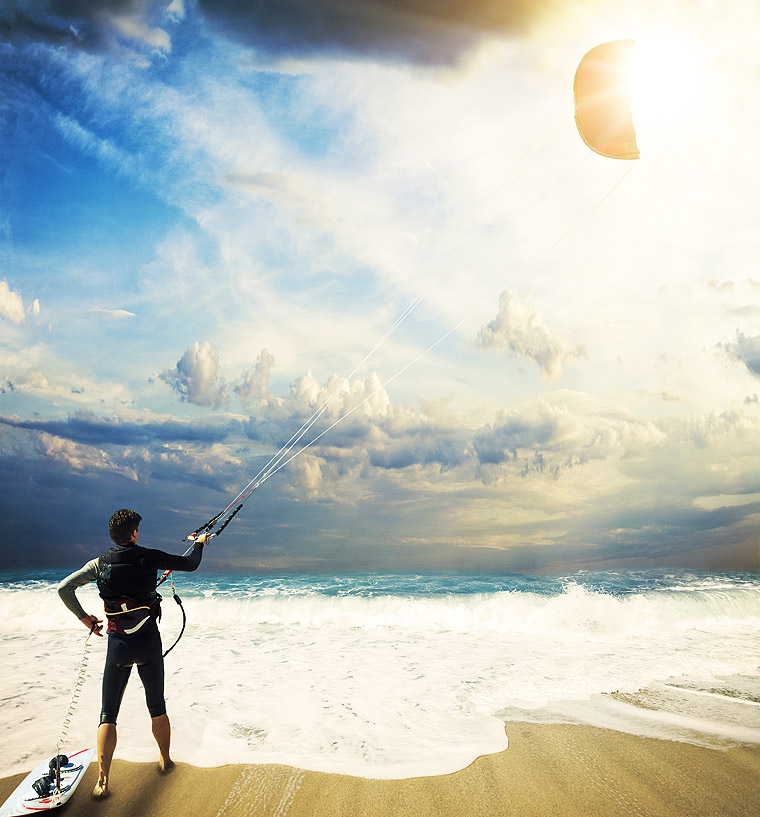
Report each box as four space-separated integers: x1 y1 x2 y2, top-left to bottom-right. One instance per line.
2 723 758 817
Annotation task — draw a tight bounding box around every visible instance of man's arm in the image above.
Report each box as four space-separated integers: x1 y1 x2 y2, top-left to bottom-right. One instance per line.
57 558 104 636
141 536 206 573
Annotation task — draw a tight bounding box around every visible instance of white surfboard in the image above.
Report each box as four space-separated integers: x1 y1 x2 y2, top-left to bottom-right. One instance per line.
0 748 94 817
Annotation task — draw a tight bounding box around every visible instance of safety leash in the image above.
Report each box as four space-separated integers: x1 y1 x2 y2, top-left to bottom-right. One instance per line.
32 625 97 802
161 574 187 659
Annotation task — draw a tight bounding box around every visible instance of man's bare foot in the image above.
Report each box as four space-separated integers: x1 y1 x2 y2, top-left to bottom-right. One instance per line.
91 778 109 799
158 757 175 774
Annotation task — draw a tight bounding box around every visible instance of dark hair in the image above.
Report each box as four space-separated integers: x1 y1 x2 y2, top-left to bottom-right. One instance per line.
108 509 142 545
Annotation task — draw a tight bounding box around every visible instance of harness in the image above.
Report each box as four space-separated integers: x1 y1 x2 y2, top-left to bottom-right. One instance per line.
101 596 161 636
97 546 162 637
96 545 187 656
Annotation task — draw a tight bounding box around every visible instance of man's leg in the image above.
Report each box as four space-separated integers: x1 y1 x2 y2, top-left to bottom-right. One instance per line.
151 713 173 771
135 630 171 771
93 722 117 798
96 639 131 798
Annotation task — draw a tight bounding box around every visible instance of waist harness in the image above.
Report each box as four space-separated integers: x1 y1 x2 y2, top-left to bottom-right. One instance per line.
97 546 162 637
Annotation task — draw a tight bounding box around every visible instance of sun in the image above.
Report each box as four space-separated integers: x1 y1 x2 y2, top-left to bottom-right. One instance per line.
630 34 708 155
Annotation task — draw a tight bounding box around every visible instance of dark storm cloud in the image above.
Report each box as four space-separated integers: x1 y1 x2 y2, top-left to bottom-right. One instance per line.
0 446 237 569
559 495 760 572
0 409 240 446
0 0 172 56
244 411 468 471
367 427 467 470
2 0 553 63
244 411 367 451
197 0 544 65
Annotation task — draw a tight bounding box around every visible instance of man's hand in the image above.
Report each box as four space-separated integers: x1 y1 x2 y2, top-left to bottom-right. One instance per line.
196 532 210 545
80 613 104 636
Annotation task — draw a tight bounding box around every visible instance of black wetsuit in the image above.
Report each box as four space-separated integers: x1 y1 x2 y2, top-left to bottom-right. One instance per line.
96 543 203 725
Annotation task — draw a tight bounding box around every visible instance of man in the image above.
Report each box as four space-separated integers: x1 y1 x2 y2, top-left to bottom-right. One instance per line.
58 509 207 799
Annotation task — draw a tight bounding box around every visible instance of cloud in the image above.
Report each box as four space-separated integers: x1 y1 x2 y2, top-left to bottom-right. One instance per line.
31 430 138 479
91 307 136 319
3 0 542 68
0 371 50 393
159 340 229 409
166 0 185 23
0 280 40 325
0 279 26 324
290 453 324 497
2 380 758 571
1 0 175 61
244 369 386 451
53 113 139 178
234 348 275 407
367 426 467 471
241 367 470 486
473 400 572 466
0 409 239 447
0 409 248 505
470 394 689 486
476 290 585 380
197 0 543 66
720 331 760 378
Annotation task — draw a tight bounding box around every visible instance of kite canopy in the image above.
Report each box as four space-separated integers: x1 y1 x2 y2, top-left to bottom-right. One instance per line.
574 39 640 160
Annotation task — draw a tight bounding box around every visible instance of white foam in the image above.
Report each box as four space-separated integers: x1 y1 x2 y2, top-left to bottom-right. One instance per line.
500 688 760 748
1 577 758 778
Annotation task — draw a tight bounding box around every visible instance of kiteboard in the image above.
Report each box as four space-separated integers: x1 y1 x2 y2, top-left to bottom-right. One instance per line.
0 749 94 817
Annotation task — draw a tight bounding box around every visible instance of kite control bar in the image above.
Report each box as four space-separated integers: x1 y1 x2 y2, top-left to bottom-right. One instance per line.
156 503 244 588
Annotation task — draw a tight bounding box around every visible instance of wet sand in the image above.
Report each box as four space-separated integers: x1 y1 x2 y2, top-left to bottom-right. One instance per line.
2 723 758 817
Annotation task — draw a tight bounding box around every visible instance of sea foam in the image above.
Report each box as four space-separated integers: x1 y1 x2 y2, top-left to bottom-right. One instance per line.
1 570 758 778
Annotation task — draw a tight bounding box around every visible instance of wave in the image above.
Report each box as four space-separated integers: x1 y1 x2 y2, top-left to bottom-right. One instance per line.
2 572 759 637
1 570 758 779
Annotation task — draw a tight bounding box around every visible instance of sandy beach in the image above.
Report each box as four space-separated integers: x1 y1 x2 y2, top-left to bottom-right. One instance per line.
2 723 757 817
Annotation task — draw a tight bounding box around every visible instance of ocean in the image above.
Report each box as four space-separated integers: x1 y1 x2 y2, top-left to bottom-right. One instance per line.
1 569 758 779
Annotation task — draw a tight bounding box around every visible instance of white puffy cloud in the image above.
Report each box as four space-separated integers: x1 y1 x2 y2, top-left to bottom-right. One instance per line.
476 291 585 380
0 281 42 326
0 280 27 324
160 340 228 409
290 454 325 497
234 348 275 407
288 370 391 421
244 369 391 456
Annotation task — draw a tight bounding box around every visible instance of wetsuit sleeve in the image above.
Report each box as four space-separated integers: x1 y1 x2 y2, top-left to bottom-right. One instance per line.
140 541 204 573
57 558 99 620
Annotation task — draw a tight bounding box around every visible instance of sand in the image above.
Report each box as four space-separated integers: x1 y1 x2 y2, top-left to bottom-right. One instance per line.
2 723 758 817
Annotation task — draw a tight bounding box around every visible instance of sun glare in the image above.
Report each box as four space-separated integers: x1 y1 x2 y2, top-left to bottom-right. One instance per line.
630 35 706 155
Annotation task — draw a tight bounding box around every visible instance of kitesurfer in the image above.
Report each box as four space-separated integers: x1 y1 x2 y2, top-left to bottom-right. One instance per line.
57 509 208 800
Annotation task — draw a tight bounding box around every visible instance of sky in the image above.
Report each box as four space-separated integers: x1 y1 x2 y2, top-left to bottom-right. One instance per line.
1 0 758 574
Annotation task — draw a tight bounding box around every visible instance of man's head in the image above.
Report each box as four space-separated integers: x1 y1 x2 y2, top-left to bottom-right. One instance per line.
108 509 142 545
